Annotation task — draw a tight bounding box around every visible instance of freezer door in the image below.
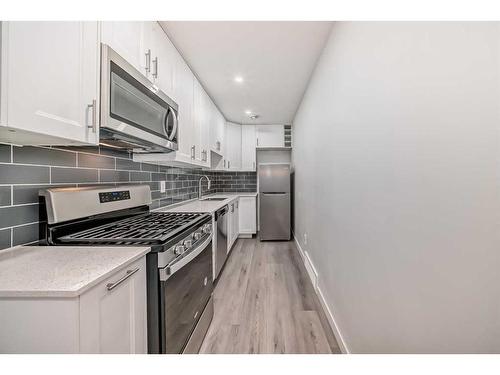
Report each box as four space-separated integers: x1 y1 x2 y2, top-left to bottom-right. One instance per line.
258 164 290 193
259 193 290 240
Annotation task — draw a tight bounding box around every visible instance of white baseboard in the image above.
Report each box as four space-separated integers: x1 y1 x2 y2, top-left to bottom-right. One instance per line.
292 233 350 354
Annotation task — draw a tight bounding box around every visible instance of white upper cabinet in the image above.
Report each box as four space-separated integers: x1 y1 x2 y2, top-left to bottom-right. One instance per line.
141 22 176 96
173 54 195 162
101 22 143 72
209 102 225 155
256 124 285 148
193 80 206 164
225 122 242 170
0 21 100 146
241 125 256 171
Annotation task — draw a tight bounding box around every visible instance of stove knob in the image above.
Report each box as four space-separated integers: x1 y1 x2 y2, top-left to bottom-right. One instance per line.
183 239 193 249
174 245 185 255
202 224 212 234
194 232 202 241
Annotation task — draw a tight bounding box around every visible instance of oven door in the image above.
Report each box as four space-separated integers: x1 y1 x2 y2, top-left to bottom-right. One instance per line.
100 44 178 153
159 235 213 354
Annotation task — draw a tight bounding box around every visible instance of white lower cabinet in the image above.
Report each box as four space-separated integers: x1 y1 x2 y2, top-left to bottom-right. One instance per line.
227 199 239 252
79 257 147 353
238 196 257 236
0 257 147 354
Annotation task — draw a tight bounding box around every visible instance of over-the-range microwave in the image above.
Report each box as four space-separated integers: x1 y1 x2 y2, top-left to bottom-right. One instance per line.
99 44 178 153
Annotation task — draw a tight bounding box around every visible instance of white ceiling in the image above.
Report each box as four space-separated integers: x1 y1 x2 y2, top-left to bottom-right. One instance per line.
159 21 332 125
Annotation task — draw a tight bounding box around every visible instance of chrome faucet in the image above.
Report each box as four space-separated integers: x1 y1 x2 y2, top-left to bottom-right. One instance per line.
199 175 211 199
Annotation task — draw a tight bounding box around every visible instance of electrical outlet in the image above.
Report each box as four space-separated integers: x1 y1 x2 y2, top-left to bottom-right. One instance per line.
304 233 308 245
160 181 166 193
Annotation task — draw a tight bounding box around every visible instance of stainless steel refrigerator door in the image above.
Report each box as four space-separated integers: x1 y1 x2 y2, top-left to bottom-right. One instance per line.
259 193 291 240
258 164 290 193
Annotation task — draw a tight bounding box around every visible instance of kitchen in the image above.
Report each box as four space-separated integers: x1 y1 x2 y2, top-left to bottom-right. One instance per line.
1 3 500 369
0 20 328 354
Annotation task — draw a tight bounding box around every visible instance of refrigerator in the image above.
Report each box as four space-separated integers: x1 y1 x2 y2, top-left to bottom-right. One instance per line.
259 163 291 241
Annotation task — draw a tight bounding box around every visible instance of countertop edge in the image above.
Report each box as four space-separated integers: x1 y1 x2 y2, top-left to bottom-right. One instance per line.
0 247 151 298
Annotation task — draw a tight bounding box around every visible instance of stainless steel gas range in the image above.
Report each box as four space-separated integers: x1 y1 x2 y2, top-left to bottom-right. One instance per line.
39 185 214 354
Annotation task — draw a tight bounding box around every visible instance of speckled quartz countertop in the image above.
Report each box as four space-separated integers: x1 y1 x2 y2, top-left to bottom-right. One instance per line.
155 192 258 214
0 246 150 298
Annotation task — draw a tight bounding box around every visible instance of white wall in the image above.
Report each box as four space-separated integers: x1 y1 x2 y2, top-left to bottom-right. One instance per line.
292 22 500 353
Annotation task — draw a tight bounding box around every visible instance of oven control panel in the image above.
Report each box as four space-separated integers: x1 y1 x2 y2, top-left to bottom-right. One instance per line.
99 190 131 203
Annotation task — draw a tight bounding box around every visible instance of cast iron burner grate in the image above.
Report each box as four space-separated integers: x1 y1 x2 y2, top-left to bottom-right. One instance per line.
58 212 205 245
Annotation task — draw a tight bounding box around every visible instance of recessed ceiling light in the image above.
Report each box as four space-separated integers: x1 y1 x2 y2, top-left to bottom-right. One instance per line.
250 114 259 120
245 110 252 115
234 76 244 83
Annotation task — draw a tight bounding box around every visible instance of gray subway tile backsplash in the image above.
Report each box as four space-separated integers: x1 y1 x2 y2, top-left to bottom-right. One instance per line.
12 223 39 246
0 186 11 206
100 170 130 183
13 146 76 167
141 162 159 172
0 144 11 163
13 184 74 205
0 164 50 184
51 167 99 183
0 143 256 251
0 204 39 228
78 153 115 169
0 228 11 249
116 158 141 171
130 171 151 181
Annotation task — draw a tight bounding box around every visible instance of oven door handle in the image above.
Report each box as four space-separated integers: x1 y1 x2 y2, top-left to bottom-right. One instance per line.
160 234 212 281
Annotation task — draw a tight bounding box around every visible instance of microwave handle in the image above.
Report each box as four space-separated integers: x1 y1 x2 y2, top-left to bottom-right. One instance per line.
166 108 178 141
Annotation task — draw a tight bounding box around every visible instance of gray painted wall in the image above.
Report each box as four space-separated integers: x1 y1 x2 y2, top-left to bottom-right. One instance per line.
0 143 256 250
292 22 500 353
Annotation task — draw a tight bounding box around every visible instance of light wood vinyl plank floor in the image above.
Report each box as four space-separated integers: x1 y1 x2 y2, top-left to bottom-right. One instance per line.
199 237 341 354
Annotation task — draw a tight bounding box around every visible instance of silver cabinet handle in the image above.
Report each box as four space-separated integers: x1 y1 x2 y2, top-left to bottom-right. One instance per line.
152 56 158 78
87 99 96 133
191 145 195 160
228 160 231 169
106 268 140 291
256 137 259 147
216 141 220 151
145 49 151 72
253 161 255 170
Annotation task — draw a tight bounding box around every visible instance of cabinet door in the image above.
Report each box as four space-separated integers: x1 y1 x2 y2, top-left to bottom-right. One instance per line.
1 21 99 145
141 21 175 93
225 122 242 170
153 25 176 98
194 80 210 164
241 125 256 171
227 204 233 253
174 55 195 161
233 200 240 242
101 21 143 72
256 125 284 148
200 94 212 166
239 196 257 234
79 257 147 354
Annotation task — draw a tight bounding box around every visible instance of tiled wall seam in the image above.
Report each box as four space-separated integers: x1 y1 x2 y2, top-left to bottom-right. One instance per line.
0 143 256 250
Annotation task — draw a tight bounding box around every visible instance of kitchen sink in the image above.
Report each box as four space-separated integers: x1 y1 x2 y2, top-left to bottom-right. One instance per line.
201 197 227 201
